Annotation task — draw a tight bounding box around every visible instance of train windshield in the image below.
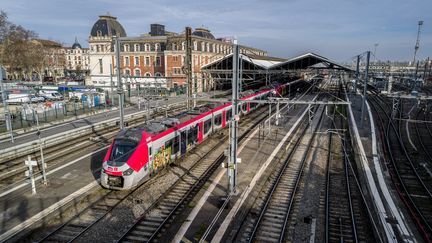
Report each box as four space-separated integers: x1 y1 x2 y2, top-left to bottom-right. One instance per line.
109 139 137 163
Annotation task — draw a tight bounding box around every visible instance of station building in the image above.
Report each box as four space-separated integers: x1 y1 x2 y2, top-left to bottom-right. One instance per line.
87 14 267 92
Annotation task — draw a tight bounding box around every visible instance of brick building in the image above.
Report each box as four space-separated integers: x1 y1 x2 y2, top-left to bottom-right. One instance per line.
88 14 267 92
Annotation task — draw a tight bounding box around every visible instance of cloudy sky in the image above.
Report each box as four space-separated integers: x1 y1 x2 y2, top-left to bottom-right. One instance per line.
1 0 431 62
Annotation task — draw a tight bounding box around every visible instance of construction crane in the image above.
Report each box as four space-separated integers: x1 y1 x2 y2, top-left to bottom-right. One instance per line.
413 20 424 65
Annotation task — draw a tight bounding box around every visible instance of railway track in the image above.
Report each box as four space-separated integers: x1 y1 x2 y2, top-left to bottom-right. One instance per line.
368 91 432 242
229 102 325 243
325 106 376 243
0 104 188 189
116 104 275 242
31 102 273 243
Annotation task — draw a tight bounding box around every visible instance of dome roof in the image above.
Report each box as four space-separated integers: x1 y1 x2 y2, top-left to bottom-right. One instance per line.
192 27 215 39
72 37 82 49
90 15 127 37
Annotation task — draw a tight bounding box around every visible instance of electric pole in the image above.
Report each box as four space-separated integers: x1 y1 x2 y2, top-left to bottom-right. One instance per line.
0 66 14 142
228 43 240 195
354 55 360 92
413 21 424 66
361 51 370 128
115 36 124 129
185 27 192 110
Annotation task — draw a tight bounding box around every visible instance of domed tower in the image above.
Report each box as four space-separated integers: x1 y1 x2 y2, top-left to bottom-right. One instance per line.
192 27 215 39
72 37 82 49
90 15 127 38
88 14 126 87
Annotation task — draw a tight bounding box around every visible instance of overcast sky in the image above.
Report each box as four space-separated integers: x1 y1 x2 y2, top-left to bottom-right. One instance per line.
1 0 431 62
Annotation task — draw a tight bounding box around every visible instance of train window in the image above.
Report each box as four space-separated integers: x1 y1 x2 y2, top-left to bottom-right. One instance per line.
214 114 222 126
165 139 173 151
242 103 247 111
109 140 137 163
149 147 152 156
227 109 232 120
204 119 212 134
173 136 179 153
187 125 198 145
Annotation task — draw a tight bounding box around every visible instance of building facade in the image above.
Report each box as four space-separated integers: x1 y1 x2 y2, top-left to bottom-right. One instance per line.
64 38 90 79
87 15 267 92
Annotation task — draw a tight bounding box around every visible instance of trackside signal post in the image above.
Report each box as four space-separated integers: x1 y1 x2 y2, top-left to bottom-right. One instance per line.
228 44 240 195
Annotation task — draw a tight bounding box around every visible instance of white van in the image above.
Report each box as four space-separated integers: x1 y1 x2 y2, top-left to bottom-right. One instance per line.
6 94 30 104
40 90 64 101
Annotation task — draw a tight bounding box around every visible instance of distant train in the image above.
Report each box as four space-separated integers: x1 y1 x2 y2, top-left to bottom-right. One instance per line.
101 82 295 189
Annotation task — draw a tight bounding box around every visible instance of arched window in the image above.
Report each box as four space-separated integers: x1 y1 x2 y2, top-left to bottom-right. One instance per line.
124 44 130 52
124 69 131 76
155 72 162 77
201 42 205 52
206 43 210 52
134 44 140 52
155 43 160 51
134 69 141 77
145 72 151 77
181 41 186 51
193 41 197 51
145 43 150 52
212 43 215 53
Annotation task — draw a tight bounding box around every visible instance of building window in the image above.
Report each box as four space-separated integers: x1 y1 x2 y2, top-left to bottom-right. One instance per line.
155 56 161 66
155 43 160 51
125 69 131 76
206 43 210 52
155 72 162 77
145 56 150 66
98 59 103 74
173 56 178 62
135 69 141 77
134 56 139 66
193 41 197 51
124 56 130 66
124 44 130 52
145 72 151 77
134 44 140 52
181 42 185 51
145 43 150 52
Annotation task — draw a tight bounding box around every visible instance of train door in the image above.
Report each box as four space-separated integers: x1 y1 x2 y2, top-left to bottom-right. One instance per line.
180 130 187 155
198 122 204 143
222 111 226 128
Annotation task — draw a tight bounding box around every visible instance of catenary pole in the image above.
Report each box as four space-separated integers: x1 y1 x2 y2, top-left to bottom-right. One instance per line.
115 36 124 129
354 55 360 93
360 51 370 128
0 66 14 142
229 43 240 195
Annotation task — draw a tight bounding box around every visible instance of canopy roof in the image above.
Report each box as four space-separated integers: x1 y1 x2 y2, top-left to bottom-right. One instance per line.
202 52 353 72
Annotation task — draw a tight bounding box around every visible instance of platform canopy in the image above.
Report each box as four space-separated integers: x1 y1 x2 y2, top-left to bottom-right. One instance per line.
270 52 354 72
201 52 353 73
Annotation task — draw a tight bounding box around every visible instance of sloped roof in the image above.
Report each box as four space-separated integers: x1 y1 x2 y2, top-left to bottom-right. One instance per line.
202 52 353 72
202 53 285 70
270 52 354 71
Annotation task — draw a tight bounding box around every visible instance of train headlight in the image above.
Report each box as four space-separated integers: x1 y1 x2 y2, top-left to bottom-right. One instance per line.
123 168 134 176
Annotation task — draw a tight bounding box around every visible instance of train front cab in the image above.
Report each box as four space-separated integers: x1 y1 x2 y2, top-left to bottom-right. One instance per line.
101 137 150 190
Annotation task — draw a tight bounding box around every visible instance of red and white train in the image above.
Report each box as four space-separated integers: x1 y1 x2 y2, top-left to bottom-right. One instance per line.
101 82 294 189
